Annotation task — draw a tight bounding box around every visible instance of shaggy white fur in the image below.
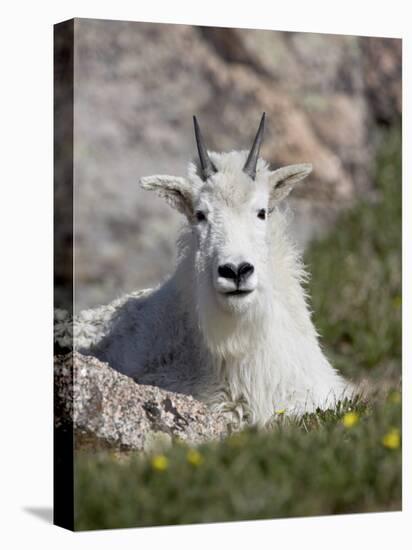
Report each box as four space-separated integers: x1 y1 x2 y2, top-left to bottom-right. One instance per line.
85 150 354 426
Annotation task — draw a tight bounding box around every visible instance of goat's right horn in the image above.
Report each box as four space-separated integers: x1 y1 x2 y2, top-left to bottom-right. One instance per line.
193 115 217 181
243 112 265 180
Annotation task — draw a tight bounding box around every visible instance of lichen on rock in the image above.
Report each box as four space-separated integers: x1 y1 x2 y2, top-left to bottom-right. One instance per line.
54 352 228 452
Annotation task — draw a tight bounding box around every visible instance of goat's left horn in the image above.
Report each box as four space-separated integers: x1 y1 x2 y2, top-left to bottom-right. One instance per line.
193 115 217 181
243 112 265 180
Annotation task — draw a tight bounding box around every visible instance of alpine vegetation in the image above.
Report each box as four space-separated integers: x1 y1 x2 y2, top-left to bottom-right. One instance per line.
87 113 354 426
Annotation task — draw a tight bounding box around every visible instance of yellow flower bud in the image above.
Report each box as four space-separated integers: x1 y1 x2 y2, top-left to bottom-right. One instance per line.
151 454 169 471
187 448 204 467
342 412 359 428
382 429 401 450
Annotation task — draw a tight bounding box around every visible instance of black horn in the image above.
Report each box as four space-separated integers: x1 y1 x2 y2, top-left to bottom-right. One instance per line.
243 112 266 180
193 115 217 181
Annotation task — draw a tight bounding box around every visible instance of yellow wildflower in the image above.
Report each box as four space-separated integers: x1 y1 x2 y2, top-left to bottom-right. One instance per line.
151 454 169 471
342 411 359 428
275 409 286 415
187 448 204 467
382 428 401 450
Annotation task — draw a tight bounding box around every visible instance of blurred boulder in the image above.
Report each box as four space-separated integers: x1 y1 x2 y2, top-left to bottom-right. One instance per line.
360 37 402 125
55 352 228 451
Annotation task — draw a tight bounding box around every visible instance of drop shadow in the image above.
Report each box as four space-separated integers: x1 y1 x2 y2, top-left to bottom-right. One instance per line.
23 506 53 524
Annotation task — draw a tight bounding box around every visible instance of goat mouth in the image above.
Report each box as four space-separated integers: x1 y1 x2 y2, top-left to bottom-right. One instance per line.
222 289 254 297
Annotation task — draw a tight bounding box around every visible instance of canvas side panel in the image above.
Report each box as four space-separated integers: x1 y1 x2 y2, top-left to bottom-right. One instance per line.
53 18 74 532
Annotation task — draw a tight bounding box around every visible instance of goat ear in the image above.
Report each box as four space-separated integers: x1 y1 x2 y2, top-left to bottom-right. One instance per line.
268 163 313 203
140 175 194 217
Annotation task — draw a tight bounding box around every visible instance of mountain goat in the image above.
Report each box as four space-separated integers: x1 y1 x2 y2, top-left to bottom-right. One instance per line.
85 113 354 426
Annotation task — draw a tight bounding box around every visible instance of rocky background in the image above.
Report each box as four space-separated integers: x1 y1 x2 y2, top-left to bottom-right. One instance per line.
70 19 401 310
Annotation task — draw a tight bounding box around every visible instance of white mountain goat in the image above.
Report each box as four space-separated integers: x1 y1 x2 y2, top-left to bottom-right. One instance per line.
85 113 354 426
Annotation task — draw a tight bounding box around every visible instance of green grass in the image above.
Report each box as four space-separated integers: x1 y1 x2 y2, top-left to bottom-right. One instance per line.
307 126 401 379
75 395 401 530
74 127 402 530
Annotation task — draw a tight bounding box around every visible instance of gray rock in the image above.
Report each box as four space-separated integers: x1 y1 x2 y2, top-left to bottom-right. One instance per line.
360 37 402 125
54 352 228 451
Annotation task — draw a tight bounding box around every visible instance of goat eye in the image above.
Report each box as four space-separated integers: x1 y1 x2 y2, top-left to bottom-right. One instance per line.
257 209 266 220
195 210 207 222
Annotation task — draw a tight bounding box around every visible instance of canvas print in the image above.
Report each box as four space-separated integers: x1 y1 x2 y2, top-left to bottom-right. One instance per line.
54 18 402 531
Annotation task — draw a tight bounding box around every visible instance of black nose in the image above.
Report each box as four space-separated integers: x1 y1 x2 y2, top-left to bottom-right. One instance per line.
218 262 254 284
238 262 254 280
